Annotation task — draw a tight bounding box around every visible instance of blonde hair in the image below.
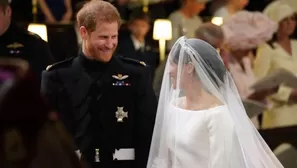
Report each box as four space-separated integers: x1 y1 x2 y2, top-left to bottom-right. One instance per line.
195 22 224 48
76 0 121 32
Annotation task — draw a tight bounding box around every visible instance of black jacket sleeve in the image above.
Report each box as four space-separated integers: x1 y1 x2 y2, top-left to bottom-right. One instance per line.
41 70 76 141
31 38 55 84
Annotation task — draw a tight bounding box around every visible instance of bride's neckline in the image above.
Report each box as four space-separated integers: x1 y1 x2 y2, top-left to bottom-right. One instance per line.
172 97 226 112
172 103 226 113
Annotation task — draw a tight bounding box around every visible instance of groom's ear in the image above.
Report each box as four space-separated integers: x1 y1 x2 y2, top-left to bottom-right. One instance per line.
186 62 195 74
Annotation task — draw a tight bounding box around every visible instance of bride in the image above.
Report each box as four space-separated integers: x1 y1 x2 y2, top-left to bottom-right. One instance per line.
147 37 283 168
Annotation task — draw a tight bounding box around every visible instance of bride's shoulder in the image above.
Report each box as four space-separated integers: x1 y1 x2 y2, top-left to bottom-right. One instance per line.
208 105 229 114
202 97 226 112
207 105 234 126
207 98 225 109
209 96 228 110
203 98 229 116
206 105 235 129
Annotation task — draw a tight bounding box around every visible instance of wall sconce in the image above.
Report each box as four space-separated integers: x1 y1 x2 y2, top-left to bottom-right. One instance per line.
27 24 48 42
211 17 223 26
153 19 172 62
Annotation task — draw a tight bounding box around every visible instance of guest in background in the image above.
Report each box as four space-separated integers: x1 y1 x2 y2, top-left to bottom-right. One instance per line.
74 1 89 46
222 11 277 128
213 0 249 19
282 0 297 12
167 0 208 50
111 0 131 22
10 0 32 22
254 0 297 129
117 11 159 80
195 23 224 48
194 22 228 66
37 0 72 23
0 0 54 84
0 59 86 168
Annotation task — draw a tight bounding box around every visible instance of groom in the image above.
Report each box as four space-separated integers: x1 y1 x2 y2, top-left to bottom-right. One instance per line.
41 1 157 168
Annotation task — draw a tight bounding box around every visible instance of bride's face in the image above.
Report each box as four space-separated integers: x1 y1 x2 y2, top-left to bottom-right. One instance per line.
169 61 195 89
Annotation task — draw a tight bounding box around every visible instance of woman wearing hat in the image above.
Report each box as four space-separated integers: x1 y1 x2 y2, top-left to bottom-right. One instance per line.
254 0 297 129
222 10 277 128
213 0 249 19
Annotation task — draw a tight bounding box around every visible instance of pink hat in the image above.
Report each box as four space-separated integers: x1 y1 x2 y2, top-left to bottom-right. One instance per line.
222 10 278 50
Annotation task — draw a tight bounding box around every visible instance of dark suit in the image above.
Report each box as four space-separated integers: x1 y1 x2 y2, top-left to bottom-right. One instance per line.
117 35 159 80
41 52 157 168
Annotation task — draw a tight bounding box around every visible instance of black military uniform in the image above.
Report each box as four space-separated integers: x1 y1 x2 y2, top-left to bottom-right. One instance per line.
0 23 54 83
41 52 157 168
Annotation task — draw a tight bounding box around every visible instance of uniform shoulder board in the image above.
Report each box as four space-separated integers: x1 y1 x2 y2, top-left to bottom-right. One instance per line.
119 57 146 67
46 57 74 71
27 31 42 40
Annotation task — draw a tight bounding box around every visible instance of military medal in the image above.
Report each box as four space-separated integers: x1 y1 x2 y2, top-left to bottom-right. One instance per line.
112 80 131 86
115 107 128 122
94 148 100 162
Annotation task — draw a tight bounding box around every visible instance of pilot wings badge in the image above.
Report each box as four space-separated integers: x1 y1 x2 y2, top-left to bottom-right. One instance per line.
7 42 24 49
112 74 131 86
112 74 129 80
7 42 24 55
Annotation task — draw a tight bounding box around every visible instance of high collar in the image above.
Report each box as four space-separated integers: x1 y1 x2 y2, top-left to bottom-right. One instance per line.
78 51 113 73
0 23 21 41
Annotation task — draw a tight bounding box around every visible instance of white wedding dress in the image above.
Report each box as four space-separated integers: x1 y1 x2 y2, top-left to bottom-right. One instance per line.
165 103 246 168
149 37 283 168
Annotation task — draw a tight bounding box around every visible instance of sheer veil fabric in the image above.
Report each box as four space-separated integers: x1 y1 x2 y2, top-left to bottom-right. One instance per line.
147 36 283 168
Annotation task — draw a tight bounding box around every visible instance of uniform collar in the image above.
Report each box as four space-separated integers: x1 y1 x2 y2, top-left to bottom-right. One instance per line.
78 51 113 72
0 23 20 41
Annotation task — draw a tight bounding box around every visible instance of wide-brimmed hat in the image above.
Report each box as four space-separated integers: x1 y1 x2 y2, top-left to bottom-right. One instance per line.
263 0 296 23
222 10 278 50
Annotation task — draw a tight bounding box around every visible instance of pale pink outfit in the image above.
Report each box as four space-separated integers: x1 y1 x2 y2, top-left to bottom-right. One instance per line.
222 11 278 129
228 56 259 128
222 11 277 51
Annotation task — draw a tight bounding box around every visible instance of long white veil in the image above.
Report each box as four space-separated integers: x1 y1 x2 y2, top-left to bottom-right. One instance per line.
147 36 283 168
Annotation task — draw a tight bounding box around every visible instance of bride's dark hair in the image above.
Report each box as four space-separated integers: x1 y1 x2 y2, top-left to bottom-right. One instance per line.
170 38 226 88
